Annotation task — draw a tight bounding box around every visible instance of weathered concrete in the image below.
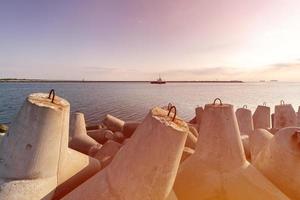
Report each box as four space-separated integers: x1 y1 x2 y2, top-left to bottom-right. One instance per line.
0 93 69 199
0 93 101 200
93 140 122 168
185 130 197 149
102 114 125 132
87 128 113 144
268 128 279 135
166 190 178 200
297 107 300 126
180 147 194 163
249 129 273 159
274 102 297 129
188 116 196 124
253 105 271 129
174 102 289 200
122 138 131 145
113 131 125 143
62 107 188 200
0 93 70 179
0 177 57 200
241 135 251 161
123 122 140 138
54 149 101 199
195 106 204 126
252 127 300 200
69 112 102 155
236 107 254 136
271 113 275 128
55 105 102 199
86 125 101 131
188 123 199 138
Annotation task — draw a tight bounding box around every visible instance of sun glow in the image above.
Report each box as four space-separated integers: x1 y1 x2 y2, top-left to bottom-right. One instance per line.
232 32 300 69
229 23 300 69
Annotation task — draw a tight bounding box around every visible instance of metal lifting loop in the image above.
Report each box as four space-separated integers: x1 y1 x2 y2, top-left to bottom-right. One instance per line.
263 102 267 106
48 89 55 103
167 103 173 110
213 98 222 105
280 100 285 105
167 106 177 122
243 105 247 109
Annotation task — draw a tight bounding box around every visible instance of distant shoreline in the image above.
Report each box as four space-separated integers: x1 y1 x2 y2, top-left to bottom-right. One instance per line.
0 79 244 83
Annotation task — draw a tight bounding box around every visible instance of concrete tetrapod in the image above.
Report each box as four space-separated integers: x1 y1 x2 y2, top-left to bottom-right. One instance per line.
113 131 125 143
123 121 140 138
174 99 289 200
69 112 102 155
236 106 254 136
188 124 199 138
249 128 273 159
62 107 189 200
185 129 197 149
92 140 122 168
0 93 101 200
240 135 251 161
252 127 300 200
87 128 114 144
54 148 101 199
274 101 297 129
253 104 271 129
297 106 300 126
53 98 101 199
102 114 125 132
166 190 178 200
180 147 195 163
0 93 69 199
195 106 204 126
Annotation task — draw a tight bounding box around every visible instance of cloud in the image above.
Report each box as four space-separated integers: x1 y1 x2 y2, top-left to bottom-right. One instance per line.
79 66 148 81
159 66 245 80
158 59 300 81
265 61 300 71
83 66 143 74
250 59 300 81
83 66 118 73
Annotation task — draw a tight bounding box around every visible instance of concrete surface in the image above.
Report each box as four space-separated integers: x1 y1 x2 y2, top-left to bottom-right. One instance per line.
62 107 188 200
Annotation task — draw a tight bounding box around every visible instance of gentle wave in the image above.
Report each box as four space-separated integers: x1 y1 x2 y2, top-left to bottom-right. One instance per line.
1 82 300 126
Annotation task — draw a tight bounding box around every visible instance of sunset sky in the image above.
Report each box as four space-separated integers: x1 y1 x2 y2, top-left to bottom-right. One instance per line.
1 0 300 81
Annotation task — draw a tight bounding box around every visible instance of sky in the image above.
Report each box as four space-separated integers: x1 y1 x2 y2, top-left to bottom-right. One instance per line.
1 0 300 81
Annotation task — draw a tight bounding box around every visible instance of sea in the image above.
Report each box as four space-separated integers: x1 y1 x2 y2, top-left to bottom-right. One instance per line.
1 82 300 126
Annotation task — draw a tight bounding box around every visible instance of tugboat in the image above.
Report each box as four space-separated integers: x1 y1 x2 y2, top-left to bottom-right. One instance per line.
150 75 166 84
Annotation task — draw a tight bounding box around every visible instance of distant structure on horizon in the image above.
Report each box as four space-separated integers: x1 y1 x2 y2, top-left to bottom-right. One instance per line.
150 75 166 84
0 78 244 83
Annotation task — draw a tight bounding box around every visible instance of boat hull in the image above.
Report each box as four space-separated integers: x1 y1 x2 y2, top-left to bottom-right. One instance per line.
150 81 166 84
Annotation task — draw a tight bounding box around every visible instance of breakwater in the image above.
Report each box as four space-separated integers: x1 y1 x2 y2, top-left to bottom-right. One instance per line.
1 89 300 199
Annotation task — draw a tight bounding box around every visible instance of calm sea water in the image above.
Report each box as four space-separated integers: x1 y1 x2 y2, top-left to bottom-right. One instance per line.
1 82 300 126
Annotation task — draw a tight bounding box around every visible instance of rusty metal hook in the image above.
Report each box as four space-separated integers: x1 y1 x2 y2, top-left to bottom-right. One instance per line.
243 105 247 109
48 89 55 103
167 103 173 110
213 98 222 105
167 106 177 121
280 100 285 105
